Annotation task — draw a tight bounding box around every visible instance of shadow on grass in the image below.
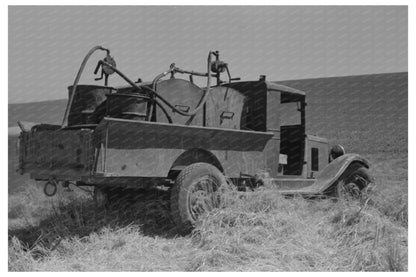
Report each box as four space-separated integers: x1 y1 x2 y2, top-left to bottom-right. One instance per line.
9 188 180 252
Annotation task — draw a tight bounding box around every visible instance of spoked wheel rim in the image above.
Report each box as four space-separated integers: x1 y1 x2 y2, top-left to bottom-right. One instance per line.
338 181 361 199
338 174 370 200
187 175 220 221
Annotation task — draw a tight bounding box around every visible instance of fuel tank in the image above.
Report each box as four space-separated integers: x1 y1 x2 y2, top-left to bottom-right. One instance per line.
155 78 246 129
155 78 205 125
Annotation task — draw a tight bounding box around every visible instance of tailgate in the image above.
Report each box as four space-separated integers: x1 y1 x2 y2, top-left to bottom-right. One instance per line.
19 126 94 178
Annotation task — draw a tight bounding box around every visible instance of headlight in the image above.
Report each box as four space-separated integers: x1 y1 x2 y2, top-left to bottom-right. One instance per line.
330 144 345 161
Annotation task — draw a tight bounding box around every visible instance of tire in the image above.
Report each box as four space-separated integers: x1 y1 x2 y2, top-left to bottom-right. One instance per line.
334 164 373 200
170 162 226 233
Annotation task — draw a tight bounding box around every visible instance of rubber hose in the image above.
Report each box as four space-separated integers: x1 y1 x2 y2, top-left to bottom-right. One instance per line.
61 46 109 127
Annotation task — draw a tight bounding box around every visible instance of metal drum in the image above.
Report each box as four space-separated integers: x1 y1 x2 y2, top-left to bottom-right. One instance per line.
106 93 150 120
67 85 116 126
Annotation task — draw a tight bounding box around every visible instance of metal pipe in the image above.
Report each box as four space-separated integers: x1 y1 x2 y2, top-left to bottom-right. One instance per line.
173 67 209 77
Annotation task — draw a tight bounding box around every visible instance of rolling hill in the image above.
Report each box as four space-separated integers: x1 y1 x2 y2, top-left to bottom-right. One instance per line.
9 99 67 127
280 72 407 154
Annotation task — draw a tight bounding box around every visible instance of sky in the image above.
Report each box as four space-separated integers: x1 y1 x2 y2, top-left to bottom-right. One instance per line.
8 6 407 103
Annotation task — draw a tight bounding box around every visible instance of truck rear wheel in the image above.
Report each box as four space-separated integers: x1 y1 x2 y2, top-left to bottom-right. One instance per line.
335 164 373 200
170 162 226 233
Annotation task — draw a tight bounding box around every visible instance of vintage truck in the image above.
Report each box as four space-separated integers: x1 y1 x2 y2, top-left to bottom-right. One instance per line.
17 46 373 232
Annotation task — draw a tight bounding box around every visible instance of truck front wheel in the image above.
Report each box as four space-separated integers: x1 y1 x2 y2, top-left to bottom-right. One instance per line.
335 164 373 200
170 162 226 233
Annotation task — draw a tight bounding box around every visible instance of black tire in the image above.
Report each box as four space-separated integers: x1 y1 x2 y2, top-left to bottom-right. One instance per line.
170 162 226 233
334 164 373 200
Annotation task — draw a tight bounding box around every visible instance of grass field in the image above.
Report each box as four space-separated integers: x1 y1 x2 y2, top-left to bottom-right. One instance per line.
8 72 408 271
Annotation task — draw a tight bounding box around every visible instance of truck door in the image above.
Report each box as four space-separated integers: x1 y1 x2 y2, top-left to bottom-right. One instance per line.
306 135 329 178
266 89 281 177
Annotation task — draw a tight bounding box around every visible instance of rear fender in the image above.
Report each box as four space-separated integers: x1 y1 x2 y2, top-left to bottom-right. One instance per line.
168 148 223 179
313 153 370 194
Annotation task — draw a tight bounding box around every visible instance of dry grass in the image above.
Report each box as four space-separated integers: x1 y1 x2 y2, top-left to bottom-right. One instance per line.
188 185 407 271
8 152 407 272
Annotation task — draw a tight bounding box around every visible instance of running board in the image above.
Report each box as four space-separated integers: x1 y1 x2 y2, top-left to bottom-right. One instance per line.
271 178 315 190
272 178 324 197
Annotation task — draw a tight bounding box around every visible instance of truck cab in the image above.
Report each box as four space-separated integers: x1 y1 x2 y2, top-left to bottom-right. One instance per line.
216 80 330 180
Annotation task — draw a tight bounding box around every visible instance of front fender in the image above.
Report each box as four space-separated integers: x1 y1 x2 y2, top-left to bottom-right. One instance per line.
280 153 370 196
314 153 370 193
